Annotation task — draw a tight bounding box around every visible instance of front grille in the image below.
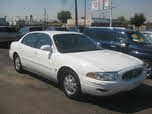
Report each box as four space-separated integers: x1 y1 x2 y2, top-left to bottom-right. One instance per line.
122 68 143 81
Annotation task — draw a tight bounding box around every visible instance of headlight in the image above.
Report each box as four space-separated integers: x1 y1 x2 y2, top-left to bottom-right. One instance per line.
86 72 119 81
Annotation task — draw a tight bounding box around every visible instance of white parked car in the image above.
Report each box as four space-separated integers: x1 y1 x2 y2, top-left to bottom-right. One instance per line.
9 31 147 99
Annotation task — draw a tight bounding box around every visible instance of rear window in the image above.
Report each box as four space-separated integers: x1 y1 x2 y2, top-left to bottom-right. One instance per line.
29 27 42 32
0 27 17 32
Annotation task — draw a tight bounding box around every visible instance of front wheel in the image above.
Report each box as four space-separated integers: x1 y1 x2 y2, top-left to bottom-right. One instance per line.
143 59 152 78
61 69 81 99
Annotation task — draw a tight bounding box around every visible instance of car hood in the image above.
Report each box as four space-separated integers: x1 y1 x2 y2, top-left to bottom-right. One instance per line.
65 50 143 72
134 43 152 54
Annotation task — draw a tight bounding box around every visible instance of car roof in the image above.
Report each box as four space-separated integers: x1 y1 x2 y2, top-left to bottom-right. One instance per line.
29 31 82 37
47 27 65 28
140 30 152 33
22 26 42 29
69 26 85 28
86 27 132 32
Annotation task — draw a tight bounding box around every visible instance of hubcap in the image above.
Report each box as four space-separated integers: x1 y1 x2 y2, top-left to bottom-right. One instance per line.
15 57 21 70
63 75 77 95
144 61 152 77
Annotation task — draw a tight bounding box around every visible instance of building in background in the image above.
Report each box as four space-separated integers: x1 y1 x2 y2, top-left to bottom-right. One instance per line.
67 18 123 27
0 17 8 26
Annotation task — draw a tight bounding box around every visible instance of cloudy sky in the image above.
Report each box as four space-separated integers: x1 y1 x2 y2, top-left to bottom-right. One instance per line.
0 0 152 22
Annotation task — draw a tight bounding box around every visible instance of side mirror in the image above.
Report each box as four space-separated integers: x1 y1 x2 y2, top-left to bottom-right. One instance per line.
40 45 53 52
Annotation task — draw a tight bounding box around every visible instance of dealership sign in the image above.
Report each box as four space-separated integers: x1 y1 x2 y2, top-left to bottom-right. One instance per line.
92 0 110 10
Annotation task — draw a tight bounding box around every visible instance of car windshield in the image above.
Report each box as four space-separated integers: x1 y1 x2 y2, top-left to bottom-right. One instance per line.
127 31 152 44
53 34 101 53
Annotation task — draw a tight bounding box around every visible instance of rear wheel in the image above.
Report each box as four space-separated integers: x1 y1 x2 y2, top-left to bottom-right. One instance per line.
143 59 152 78
61 69 81 99
14 54 23 73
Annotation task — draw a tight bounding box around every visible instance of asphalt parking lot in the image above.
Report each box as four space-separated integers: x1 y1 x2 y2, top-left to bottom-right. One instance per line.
0 45 152 114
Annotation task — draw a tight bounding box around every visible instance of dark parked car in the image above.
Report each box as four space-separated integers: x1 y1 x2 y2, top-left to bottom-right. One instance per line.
45 27 68 31
68 26 86 33
18 26 42 39
140 30 152 41
0 26 18 44
84 27 152 78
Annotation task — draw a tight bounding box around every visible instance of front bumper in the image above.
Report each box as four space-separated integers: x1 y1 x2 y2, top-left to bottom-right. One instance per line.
81 69 147 96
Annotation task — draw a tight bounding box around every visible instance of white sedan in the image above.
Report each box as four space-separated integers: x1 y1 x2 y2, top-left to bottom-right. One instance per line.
9 31 147 99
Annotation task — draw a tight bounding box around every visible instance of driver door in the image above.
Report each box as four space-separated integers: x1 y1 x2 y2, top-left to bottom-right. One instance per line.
34 33 57 81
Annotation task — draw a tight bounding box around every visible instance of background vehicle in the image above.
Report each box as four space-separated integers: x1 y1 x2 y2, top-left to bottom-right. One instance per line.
9 31 147 99
45 27 68 31
17 26 42 39
84 27 152 78
140 30 152 41
68 26 86 33
0 26 18 44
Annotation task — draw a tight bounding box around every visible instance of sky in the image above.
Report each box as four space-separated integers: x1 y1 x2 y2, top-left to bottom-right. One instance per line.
0 0 152 22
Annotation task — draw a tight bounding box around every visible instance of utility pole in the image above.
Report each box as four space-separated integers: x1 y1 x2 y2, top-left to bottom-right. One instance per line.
109 0 112 27
84 0 87 26
43 8 47 28
75 0 78 26
44 8 47 23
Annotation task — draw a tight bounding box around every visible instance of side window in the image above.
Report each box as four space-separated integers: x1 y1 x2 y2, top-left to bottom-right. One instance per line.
22 33 39 48
112 32 128 43
36 34 52 49
94 30 111 41
0 27 9 32
0 28 5 32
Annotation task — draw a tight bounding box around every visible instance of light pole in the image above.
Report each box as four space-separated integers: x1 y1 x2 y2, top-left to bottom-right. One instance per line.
109 0 112 27
84 0 87 26
75 0 78 26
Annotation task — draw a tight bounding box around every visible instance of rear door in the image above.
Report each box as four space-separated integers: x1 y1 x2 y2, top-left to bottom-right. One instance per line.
20 33 40 72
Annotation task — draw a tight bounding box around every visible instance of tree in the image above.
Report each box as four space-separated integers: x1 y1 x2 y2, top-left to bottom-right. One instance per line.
57 11 72 23
117 16 128 24
130 13 146 30
16 20 26 28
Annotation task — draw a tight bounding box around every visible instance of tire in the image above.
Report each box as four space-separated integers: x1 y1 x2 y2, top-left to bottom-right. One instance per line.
61 69 81 99
143 59 152 79
14 54 23 73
